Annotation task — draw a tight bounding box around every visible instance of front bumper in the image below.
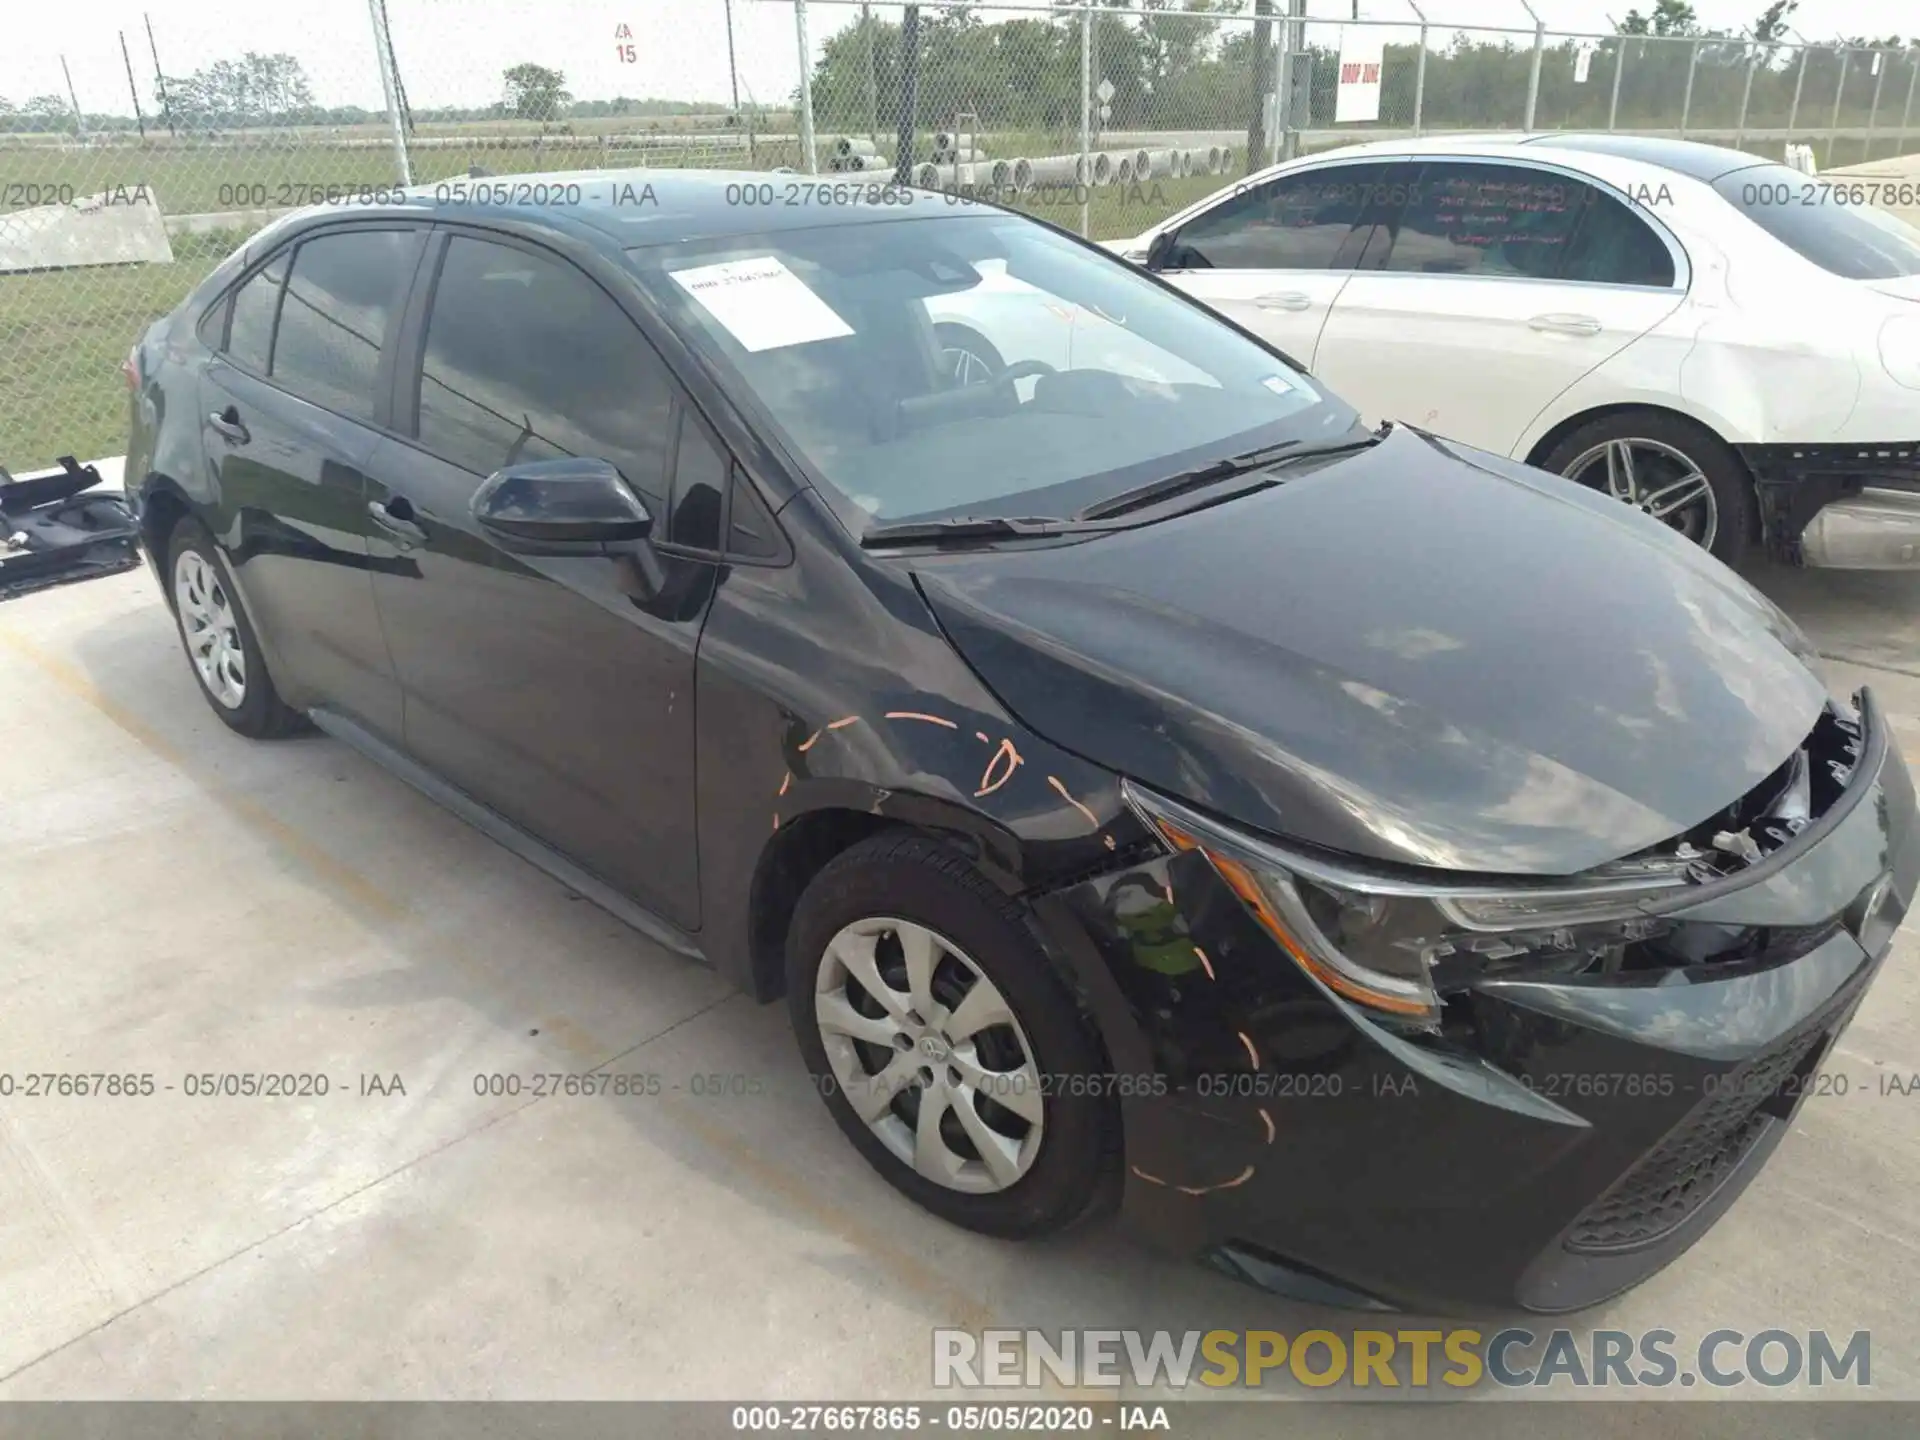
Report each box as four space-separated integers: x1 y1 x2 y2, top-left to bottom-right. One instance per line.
1037 693 1919 1314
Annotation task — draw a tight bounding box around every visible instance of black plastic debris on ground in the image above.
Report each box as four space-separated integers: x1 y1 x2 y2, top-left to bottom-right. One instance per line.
0 456 141 601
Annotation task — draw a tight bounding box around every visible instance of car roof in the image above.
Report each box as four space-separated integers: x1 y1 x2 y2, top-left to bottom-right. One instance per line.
385 168 994 248
1289 132 1777 183
1517 134 1776 181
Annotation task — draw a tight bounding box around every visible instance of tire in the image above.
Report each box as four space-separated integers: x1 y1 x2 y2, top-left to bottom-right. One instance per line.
166 518 306 739
934 323 1005 388
1541 410 1756 566
786 832 1117 1238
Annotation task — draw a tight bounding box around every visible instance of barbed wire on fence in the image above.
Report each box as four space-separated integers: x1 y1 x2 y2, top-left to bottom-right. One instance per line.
3 0 1918 473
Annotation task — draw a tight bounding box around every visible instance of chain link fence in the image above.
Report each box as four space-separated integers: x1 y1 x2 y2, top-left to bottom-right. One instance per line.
3 0 1918 475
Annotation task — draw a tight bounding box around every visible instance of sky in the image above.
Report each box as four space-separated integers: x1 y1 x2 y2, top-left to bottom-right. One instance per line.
4 0 1915 116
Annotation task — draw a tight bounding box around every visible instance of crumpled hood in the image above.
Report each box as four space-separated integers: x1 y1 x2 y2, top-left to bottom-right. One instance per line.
914 426 1828 876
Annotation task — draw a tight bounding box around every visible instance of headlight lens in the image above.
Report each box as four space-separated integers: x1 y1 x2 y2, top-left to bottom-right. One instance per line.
1126 782 1688 1027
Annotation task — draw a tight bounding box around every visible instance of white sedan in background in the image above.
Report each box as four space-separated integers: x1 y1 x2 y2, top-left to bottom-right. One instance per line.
1090 134 1920 568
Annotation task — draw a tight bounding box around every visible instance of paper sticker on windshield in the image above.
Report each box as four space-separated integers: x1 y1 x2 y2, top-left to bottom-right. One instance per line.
1261 374 1301 395
670 256 853 352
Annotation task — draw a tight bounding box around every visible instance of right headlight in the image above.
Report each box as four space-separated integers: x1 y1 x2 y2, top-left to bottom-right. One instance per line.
1124 781 1691 1028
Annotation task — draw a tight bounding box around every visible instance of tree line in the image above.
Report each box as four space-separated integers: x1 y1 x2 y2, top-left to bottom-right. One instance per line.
805 0 1915 145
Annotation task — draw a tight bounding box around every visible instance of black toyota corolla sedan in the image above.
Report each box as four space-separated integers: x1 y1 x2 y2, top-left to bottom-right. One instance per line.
125 171 1917 1314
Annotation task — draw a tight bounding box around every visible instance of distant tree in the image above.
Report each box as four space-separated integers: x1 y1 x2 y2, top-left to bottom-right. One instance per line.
21 94 73 131
160 52 314 128
503 63 570 121
1750 0 1796 46
1618 0 1700 36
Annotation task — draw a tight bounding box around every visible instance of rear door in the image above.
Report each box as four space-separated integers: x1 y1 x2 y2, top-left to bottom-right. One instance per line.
364 229 714 928
197 225 426 739
1310 159 1686 452
1151 160 1401 370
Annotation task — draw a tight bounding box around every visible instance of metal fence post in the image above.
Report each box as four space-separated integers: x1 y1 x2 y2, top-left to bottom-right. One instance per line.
1865 49 1887 162
366 0 411 186
1410 2 1428 136
1079 3 1091 237
1827 48 1849 168
1679 37 1698 138
1905 47 1920 144
795 0 818 173
1609 38 1627 132
1522 4 1544 130
1735 40 1756 147
1787 45 1807 135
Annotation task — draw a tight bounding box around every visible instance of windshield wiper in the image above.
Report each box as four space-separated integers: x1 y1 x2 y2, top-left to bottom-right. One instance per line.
1074 430 1385 522
859 514 1083 548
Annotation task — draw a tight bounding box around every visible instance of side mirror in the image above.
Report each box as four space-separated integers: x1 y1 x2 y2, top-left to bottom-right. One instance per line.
472 457 653 553
1145 229 1177 273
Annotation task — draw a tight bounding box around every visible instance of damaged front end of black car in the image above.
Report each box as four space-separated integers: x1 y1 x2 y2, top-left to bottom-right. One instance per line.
908 427 1920 1314
1033 690 1917 1315
0 457 141 601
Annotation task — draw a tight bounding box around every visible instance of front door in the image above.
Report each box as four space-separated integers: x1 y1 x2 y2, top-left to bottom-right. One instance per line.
365 231 713 928
1154 159 1400 372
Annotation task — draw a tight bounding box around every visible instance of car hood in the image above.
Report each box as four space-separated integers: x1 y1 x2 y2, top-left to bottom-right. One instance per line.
913 426 1829 876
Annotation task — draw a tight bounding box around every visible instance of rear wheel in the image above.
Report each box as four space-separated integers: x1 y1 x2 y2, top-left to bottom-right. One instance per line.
167 519 305 738
1542 411 1756 565
786 833 1116 1237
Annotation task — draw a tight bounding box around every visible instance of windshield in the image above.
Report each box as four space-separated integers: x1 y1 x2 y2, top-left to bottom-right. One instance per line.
1713 165 1920 280
627 212 1358 527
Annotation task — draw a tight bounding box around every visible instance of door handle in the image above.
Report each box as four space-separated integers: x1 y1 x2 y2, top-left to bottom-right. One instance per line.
367 497 427 549
207 407 250 445
1253 291 1313 312
1528 313 1603 337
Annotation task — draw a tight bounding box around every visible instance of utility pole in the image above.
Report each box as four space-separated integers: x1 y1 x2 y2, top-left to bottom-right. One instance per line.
796 0 819 173
60 56 87 138
120 32 147 138
145 14 175 137
1280 0 1305 161
365 0 411 184
892 4 919 187
862 2 878 145
724 0 742 115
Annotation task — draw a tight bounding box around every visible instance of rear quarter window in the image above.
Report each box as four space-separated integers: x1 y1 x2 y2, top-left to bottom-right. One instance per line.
1713 166 1920 280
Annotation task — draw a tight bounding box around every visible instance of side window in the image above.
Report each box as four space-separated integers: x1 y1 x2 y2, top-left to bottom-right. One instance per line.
223 252 289 374
1168 162 1396 271
667 411 726 552
271 229 421 423
415 236 675 515
726 468 787 562
1562 191 1675 287
1380 163 1588 278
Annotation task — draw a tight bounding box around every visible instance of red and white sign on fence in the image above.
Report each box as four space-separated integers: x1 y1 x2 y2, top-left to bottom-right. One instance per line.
1334 29 1386 124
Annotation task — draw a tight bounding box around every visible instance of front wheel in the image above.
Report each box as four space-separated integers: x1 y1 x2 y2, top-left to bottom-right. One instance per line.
1541 412 1756 566
786 833 1117 1238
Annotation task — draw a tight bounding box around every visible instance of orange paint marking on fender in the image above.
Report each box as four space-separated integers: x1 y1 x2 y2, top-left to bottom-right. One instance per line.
1046 774 1099 830
885 711 958 728
975 737 1024 797
1177 1165 1255 1196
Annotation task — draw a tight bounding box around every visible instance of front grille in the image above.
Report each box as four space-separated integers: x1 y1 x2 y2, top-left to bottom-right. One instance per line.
1565 1022 1833 1253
